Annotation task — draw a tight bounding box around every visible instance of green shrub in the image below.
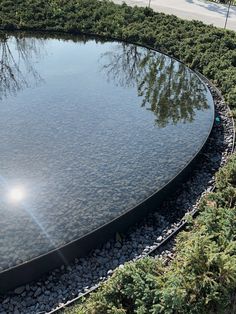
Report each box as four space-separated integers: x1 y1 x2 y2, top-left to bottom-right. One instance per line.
66 155 236 313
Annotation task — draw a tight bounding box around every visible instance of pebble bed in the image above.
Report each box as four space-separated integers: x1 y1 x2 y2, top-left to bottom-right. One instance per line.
0 84 234 314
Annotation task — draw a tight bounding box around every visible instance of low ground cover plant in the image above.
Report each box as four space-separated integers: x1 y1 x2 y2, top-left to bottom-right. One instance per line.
65 155 236 313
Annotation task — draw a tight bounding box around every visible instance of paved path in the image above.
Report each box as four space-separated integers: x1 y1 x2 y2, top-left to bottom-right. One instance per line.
112 0 236 31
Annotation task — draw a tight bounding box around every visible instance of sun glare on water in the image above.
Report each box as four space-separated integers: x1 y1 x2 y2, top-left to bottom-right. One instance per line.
7 186 26 204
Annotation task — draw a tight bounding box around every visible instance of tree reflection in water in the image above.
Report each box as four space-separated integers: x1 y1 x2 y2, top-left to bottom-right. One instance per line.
101 43 209 127
0 32 43 100
0 34 209 127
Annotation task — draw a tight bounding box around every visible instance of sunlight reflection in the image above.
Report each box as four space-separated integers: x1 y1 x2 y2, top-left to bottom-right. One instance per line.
7 186 26 204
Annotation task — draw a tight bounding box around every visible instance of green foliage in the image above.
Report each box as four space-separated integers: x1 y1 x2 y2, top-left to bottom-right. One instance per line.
0 0 236 108
215 155 236 207
65 258 165 314
216 155 236 190
211 0 236 4
65 155 236 313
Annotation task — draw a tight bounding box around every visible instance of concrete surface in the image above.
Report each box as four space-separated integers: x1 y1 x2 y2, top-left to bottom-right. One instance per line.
112 0 236 31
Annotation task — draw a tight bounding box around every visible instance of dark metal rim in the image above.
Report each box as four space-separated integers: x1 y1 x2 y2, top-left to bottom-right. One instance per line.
47 75 235 314
0 32 215 294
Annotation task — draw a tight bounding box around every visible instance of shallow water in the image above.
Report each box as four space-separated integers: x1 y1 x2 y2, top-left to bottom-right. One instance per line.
0 33 214 270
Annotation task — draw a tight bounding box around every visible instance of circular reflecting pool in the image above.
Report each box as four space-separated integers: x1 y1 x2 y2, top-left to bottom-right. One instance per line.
0 33 214 271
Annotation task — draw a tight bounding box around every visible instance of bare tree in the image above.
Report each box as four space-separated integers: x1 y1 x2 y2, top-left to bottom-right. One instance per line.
0 32 43 101
100 43 209 127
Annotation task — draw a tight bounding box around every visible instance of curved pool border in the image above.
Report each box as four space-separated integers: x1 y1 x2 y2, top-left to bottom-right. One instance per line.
0 34 215 293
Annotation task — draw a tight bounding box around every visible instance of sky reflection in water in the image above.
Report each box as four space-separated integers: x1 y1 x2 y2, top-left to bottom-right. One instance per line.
0 33 214 270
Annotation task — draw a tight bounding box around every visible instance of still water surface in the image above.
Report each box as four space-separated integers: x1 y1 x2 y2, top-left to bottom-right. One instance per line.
0 33 214 270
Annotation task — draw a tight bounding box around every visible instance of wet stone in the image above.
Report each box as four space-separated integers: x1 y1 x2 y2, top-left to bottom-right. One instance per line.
14 287 25 295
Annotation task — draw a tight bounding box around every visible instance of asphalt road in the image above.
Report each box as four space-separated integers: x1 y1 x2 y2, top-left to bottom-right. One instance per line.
112 0 236 31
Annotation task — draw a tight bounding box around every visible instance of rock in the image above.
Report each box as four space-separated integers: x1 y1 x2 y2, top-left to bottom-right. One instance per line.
34 287 42 297
14 286 25 295
2 298 9 304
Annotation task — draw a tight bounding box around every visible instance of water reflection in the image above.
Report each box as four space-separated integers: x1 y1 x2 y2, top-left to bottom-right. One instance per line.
0 32 43 100
0 34 209 128
0 34 214 271
100 43 209 127
6 186 26 204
